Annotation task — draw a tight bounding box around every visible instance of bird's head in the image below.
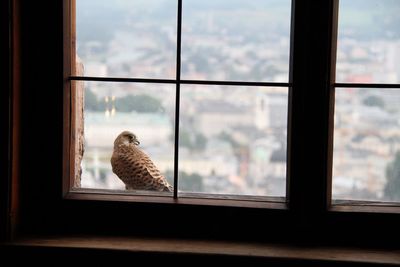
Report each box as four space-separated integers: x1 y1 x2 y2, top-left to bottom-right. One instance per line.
114 131 140 148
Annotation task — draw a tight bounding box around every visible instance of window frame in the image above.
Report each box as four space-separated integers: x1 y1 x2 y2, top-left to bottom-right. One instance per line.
65 0 293 203
4 0 400 247
331 0 400 204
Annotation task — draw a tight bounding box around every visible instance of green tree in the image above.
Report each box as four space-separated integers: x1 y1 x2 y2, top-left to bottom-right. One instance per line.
179 130 208 152
165 170 204 192
180 172 203 192
115 94 162 113
194 133 207 151
218 131 239 148
384 151 400 201
363 95 385 109
85 89 101 111
179 129 192 149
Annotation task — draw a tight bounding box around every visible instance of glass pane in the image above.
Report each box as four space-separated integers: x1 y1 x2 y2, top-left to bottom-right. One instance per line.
179 85 288 196
336 0 400 84
73 81 175 193
181 0 292 82
76 0 177 78
333 88 400 202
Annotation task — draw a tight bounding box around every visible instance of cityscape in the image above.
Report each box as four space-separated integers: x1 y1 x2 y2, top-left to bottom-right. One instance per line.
76 0 400 201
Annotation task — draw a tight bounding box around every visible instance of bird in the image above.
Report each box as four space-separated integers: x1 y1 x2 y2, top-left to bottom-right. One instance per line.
111 130 173 192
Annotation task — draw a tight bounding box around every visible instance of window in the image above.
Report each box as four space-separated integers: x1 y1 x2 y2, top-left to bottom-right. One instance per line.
332 0 400 203
62 0 400 212
67 0 292 201
7 4 400 264
4 0 395 247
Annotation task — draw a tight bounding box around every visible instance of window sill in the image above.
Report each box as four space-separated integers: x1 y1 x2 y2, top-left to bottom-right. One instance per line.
331 201 400 214
3 236 400 265
66 190 287 209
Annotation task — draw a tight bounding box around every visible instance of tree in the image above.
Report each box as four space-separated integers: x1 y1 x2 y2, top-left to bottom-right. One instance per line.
363 95 385 109
85 92 163 113
180 172 203 192
384 151 400 201
164 170 204 192
179 129 208 152
84 88 107 111
194 133 207 151
179 129 192 149
217 131 239 147
115 94 162 113
85 89 101 111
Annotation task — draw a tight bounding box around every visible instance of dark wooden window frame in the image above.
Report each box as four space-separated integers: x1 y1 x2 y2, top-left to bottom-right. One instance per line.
65 0 291 205
2 0 400 247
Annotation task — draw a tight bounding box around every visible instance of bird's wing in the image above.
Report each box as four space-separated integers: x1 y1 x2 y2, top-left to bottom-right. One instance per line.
111 148 141 186
112 144 172 192
139 151 173 192
141 166 172 192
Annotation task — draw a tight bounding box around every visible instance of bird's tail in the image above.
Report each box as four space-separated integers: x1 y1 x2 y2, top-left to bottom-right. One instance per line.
164 184 173 192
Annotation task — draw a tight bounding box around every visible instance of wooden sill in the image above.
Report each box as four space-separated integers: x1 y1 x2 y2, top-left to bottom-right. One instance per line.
5 236 400 265
331 200 400 214
65 189 287 209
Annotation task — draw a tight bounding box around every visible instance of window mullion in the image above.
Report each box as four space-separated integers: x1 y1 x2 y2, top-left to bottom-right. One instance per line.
173 0 183 199
288 0 337 218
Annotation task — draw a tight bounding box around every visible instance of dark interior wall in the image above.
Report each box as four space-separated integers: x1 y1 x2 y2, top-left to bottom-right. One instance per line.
0 0 11 242
18 0 65 234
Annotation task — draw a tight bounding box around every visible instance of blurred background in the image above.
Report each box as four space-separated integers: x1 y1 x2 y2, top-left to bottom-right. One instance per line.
75 0 400 201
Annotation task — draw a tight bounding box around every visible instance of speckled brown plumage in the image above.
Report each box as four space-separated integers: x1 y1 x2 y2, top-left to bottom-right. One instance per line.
111 131 172 192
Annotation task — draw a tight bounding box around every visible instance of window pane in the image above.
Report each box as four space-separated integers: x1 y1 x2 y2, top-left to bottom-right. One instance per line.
76 0 177 78
336 0 400 84
181 0 292 82
73 81 175 193
179 85 288 196
333 88 400 202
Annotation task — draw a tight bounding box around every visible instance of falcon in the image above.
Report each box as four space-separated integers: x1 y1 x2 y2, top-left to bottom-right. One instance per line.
111 131 173 192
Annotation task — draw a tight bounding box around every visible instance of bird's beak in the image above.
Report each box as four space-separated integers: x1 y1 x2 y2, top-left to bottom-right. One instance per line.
134 140 140 145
